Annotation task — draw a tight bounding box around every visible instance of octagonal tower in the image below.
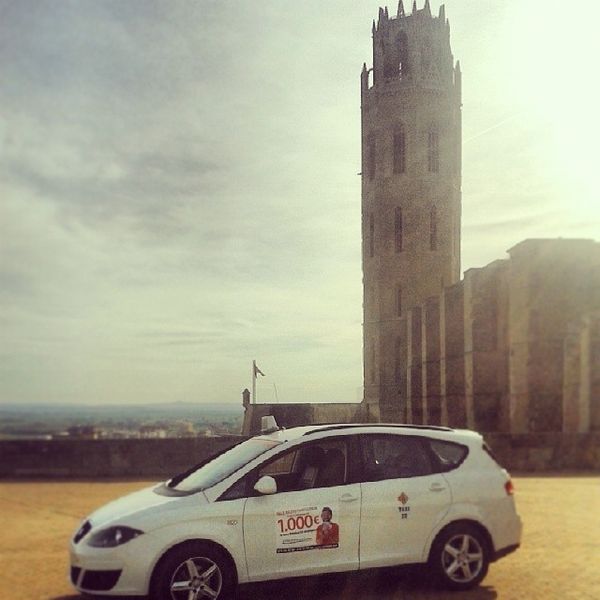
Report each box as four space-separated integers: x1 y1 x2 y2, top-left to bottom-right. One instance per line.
361 1 462 420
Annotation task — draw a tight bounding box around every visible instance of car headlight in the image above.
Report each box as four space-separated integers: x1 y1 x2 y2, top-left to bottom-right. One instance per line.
87 526 144 548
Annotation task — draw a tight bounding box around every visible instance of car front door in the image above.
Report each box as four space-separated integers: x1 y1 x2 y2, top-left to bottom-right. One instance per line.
358 433 452 568
241 437 361 582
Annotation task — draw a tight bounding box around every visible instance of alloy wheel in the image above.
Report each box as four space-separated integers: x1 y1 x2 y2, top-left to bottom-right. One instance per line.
441 533 484 583
169 556 223 600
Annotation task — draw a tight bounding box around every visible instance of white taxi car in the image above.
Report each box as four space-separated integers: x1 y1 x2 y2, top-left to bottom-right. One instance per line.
70 419 521 599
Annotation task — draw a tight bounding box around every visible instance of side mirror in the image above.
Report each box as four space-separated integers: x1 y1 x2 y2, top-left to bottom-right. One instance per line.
254 475 277 495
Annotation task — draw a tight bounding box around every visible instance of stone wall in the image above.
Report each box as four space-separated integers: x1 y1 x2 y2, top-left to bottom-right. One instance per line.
369 239 600 434
484 432 600 472
1 433 599 477
0 436 243 479
507 240 600 433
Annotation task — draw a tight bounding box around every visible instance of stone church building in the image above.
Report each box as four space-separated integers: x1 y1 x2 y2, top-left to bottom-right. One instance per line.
243 2 600 438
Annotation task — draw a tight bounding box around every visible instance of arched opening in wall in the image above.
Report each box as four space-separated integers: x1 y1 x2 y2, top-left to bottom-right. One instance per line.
430 206 438 251
369 213 375 257
393 126 406 174
397 31 410 77
428 129 439 173
421 36 432 73
384 38 400 79
394 207 403 252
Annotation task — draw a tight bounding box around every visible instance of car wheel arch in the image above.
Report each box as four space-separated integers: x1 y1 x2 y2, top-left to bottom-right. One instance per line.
426 519 494 564
149 538 239 595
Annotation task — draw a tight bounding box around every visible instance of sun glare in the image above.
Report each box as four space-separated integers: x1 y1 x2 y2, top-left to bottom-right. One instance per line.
508 1 600 217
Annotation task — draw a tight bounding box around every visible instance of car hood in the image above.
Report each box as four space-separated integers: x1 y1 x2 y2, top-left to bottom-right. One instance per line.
87 483 207 529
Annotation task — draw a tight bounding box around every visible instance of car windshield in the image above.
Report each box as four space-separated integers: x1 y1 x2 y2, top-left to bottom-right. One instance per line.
171 438 281 492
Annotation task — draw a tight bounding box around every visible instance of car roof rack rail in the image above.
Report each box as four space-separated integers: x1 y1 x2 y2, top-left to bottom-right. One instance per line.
302 423 454 436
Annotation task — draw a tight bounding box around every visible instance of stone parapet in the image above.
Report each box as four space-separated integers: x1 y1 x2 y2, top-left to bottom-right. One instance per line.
484 432 600 472
0 436 243 479
1 433 599 477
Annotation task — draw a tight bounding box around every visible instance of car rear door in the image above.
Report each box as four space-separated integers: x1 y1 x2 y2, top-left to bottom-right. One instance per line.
358 433 452 568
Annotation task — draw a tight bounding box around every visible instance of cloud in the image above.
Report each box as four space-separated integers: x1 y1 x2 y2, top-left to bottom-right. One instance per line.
2 0 597 406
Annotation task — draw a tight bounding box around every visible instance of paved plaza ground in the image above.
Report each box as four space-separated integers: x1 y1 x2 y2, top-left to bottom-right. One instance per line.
0 476 598 600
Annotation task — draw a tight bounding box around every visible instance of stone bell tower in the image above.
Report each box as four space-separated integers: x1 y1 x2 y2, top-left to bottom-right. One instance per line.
361 1 462 420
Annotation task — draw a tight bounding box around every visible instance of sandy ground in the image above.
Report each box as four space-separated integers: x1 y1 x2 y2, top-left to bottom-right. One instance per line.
0 476 598 600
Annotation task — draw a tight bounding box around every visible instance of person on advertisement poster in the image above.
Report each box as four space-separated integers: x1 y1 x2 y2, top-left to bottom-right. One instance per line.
316 507 339 546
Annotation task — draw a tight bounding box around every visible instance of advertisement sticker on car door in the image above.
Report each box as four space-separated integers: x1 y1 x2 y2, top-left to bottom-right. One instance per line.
275 505 339 553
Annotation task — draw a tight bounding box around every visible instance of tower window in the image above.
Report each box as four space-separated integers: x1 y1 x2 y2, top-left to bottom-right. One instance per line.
370 341 376 383
430 206 438 251
367 135 376 180
395 336 402 383
428 130 439 173
393 131 406 174
421 37 433 73
369 213 375 258
394 207 403 253
396 285 402 317
384 43 398 79
397 31 410 76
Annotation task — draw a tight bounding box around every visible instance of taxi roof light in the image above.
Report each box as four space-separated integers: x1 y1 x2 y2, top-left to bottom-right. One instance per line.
261 415 280 434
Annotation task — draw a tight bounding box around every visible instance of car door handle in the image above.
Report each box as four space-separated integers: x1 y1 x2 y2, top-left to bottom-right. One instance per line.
339 493 359 502
429 483 446 492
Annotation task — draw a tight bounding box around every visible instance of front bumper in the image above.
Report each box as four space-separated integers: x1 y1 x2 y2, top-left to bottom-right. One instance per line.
70 536 155 596
70 566 122 592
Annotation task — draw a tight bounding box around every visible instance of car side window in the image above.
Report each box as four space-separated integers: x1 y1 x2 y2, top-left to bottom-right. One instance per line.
360 435 433 481
218 439 349 501
428 439 468 472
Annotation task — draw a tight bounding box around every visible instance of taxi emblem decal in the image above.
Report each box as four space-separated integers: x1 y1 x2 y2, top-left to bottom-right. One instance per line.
398 492 409 505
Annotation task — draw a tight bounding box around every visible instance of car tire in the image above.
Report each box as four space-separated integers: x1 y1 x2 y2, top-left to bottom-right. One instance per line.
150 541 236 600
429 523 490 591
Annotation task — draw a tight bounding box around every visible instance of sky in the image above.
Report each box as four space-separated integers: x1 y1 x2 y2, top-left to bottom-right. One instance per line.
2 0 599 407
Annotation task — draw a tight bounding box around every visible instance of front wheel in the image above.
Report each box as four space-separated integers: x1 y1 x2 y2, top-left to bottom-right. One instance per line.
150 541 236 600
429 523 490 591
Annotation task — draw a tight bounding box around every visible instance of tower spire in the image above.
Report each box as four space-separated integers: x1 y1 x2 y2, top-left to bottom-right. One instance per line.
397 1 405 17
439 4 445 20
424 0 431 15
412 1 417 15
361 62 369 97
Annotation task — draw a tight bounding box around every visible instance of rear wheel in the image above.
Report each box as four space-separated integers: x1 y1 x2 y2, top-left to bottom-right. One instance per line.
429 523 489 591
151 541 236 600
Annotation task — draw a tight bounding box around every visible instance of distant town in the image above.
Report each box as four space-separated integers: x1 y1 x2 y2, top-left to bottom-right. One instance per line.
0 402 243 440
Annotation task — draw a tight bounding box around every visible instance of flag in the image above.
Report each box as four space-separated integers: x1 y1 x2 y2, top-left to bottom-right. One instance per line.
253 361 265 378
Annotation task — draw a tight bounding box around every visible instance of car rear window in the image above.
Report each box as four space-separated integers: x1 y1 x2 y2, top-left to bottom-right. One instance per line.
428 439 468 472
361 435 433 480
